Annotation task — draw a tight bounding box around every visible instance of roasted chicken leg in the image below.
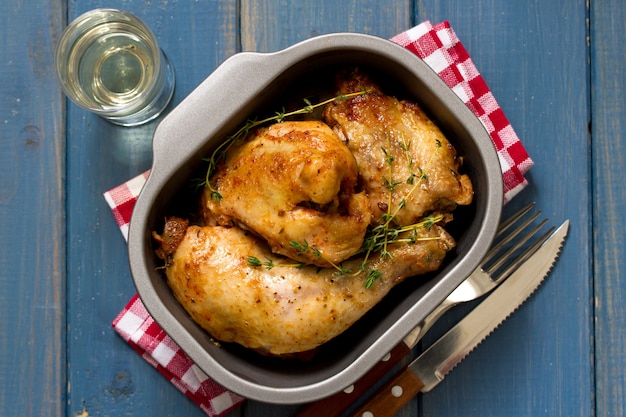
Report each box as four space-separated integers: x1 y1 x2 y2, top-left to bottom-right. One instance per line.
157 219 454 355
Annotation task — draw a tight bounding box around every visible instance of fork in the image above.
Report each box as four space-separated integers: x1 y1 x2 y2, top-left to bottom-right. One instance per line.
295 202 553 417
404 202 549 347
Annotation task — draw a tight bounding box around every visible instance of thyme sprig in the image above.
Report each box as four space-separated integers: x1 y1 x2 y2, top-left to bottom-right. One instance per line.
289 239 351 275
202 90 369 200
246 239 350 274
245 138 445 289
246 256 305 270
360 214 444 289
359 138 443 288
361 215 444 256
364 269 384 290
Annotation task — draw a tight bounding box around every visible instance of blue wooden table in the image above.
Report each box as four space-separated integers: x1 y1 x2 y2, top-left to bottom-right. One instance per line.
1 1 623 416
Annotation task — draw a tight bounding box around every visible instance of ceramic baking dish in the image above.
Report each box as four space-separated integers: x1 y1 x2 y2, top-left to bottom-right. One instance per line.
127 33 503 404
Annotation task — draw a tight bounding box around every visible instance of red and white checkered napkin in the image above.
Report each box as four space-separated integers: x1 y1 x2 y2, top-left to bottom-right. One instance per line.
112 295 244 416
106 20 532 416
106 174 244 417
391 21 533 200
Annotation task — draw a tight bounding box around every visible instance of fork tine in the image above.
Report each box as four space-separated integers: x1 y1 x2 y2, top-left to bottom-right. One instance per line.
489 224 556 283
485 218 548 275
483 209 542 264
495 202 536 238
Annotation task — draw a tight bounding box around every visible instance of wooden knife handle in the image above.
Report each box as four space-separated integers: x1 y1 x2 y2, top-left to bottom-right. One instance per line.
347 368 425 417
294 342 411 417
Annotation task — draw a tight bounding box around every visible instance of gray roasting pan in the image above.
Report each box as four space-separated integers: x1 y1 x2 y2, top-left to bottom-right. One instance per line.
128 33 503 404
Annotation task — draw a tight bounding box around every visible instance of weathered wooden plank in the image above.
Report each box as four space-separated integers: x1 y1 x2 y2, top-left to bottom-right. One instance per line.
591 1 626 416
64 1 239 417
416 1 593 416
0 1 66 416
240 0 412 52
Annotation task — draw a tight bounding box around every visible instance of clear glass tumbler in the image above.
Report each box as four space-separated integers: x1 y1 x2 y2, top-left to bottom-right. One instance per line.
55 9 175 126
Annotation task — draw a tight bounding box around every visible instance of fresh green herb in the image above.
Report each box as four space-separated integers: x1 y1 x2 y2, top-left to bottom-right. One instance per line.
247 240 349 275
364 269 383 289
289 239 310 256
246 256 268 268
246 255 305 270
289 239 350 275
357 138 444 288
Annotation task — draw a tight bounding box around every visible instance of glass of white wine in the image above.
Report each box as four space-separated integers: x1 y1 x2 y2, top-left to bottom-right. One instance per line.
55 9 175 126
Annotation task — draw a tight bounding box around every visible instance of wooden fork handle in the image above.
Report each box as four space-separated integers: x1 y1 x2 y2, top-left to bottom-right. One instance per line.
347 367 425 417
294 341 411 417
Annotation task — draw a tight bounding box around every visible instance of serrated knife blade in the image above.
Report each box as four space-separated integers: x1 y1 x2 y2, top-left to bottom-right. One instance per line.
348 219 569 417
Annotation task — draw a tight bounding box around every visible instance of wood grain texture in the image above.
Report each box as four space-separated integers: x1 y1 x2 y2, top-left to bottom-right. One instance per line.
416 1 593 416
347 368 425 417
591 1 626 416
294 341 413 417
1 0 609 416
240 0 412 52
0 1 66 416
63 2 239 417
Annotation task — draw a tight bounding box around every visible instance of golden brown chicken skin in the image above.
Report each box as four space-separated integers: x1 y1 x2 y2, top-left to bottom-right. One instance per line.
323 68 473 226
155 68 474 356
159 220 454 355
202 120 371 267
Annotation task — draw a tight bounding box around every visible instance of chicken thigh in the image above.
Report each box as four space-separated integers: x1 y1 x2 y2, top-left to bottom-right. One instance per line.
324 68 473 226
202 120 371 267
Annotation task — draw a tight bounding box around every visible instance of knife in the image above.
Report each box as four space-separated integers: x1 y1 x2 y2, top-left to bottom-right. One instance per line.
347 219 569 417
